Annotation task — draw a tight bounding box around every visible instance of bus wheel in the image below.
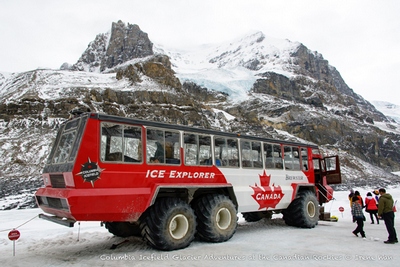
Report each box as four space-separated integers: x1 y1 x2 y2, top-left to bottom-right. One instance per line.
140 198 196 251
283 191 319 228
105 222 141 237
193 194 237 242
242 211 273 222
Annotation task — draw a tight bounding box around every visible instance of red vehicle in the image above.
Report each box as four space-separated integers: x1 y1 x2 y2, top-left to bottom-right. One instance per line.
35 112 341 250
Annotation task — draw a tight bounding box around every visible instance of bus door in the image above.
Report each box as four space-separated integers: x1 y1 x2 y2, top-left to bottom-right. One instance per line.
322 156 341 184
313 155 341 204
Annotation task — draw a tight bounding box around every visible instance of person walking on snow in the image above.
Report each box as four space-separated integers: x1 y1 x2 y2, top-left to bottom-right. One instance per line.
354 190 364 207
365 192 379 224
351 196 366 239
378 188 398 244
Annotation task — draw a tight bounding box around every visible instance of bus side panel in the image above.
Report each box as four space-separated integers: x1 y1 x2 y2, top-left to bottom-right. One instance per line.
72 117 101 189
219 168 312 213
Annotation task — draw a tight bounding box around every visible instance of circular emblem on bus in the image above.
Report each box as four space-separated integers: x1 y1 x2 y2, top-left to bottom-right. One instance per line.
76 158 104 187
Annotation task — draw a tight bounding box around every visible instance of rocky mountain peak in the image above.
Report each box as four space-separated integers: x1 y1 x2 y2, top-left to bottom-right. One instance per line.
73 20 153 72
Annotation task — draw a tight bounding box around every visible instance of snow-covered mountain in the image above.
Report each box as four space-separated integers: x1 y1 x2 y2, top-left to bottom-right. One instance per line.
372 101 400 123
156 32 299 100
1 21 400 210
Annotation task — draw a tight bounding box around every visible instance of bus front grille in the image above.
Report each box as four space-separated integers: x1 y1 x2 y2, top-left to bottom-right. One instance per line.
50 174 66 188
37 196 70 211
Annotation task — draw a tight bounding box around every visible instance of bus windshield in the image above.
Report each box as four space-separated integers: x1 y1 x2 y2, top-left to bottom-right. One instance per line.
46 116 87 165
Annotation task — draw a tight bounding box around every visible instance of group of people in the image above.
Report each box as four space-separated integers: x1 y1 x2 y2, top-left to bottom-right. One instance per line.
349 188 398 244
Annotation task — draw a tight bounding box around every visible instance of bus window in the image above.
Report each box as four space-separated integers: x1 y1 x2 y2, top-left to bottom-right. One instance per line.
264 143 283 169
241 140 251 167
165 131 180 164
312 148 320 156
241 140 262 168
292 147 300 170
101 123 142 163
122 126 142 162
252 142 263 168
53 130 76 163
184 133 211 165
284 146 301 170
199 135 212 165
264 143 272 168
301 147 308 170
50 115 84 164
313 159 321 171
283 146 294 170
215 137 239 167
214 137 225 166
146 129 165 163
226 138 239 167
325 157 337 171
184 133 197 165
147 129 180 164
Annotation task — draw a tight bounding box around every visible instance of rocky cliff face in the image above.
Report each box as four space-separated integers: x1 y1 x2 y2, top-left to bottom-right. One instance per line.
1 21 399 210
73 20 153 72
245 50 398 172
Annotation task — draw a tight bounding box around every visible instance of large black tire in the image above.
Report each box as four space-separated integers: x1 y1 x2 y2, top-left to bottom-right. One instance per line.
242 211 273 222
192 194 237 242
105 221 141 237
140 198 196 251
283 191 319 228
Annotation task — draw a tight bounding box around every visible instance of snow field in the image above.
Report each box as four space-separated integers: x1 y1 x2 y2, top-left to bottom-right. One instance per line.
1 189 400 267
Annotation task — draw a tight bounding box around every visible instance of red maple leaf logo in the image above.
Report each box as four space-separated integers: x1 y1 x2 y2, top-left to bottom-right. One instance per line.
250 170 284 210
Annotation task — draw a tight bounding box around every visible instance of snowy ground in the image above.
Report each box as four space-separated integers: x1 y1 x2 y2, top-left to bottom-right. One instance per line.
1 188 400 267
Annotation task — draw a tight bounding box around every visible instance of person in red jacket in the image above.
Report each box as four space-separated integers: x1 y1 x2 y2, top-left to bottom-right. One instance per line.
365 192 379 224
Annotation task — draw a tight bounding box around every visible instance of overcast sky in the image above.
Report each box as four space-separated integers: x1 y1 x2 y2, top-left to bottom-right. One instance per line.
1 0 399 105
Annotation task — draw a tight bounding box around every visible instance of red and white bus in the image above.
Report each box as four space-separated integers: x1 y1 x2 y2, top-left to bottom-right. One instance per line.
35 112 341 251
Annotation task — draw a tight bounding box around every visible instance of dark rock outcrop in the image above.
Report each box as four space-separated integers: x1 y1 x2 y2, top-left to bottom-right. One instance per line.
73 20 153 72
116 55 181 89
